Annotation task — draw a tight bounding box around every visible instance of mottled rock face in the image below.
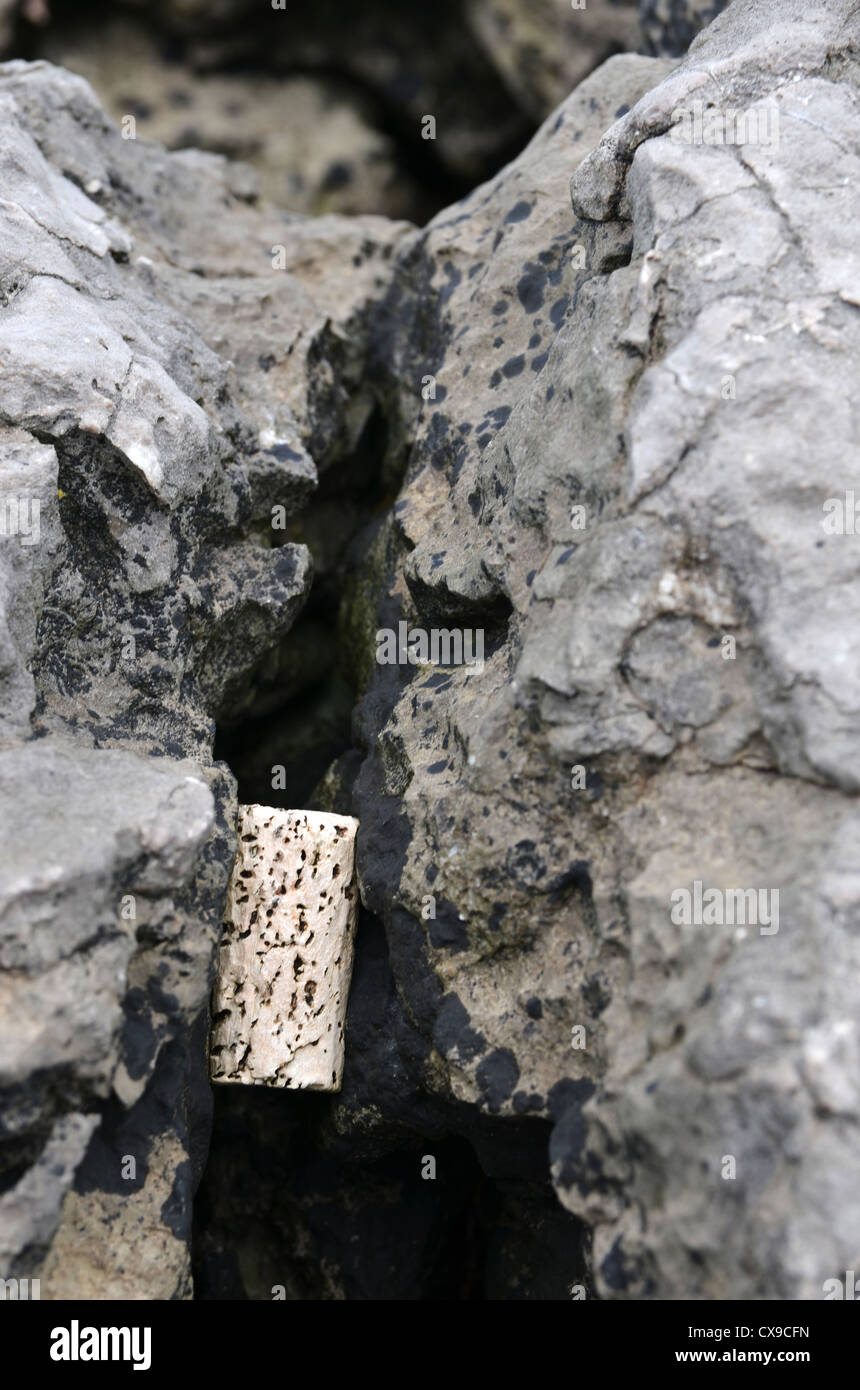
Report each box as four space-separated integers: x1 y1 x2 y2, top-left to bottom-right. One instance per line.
464 0 642 121
103 0 641 155
346 0 860 1300
639 0 730 55
2 0 860 1302
0 57 408 1295
351 47 677 1140
37 17 430 222
14 2 647 228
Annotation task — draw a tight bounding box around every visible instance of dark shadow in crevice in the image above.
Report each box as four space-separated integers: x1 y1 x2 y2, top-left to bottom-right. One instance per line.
25 0 538 226
213 671 354 809
212 401 394 807
192 909 587 1300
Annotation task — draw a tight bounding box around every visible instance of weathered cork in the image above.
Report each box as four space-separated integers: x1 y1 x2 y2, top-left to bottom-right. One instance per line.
209 806 359 1090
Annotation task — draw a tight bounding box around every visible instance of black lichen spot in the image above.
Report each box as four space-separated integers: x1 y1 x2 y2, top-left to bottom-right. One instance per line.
585 768 604 800
433 993 486 1060
427 898 469 952
516 263 546 314
488 902 507 932
550 296 570 327
121 987 157 1082
505 838 547 890
267 443 304 463
512 1090 545 1114
531 351 549 372
124 98 153 120
439 261 462 306
525 996 543 1020
601 1236 633 1293
321 161 352 191
161 1159 193 1240
548 860 592 901
548 1078 596 1188
476 1048 519 1113
505 200 534 224
502 354 525 378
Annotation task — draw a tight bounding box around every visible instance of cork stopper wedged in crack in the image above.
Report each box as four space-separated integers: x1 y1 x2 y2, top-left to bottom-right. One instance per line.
209 806 359 1091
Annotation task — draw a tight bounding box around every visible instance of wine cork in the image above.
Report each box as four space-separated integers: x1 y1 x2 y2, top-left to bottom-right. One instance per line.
210 806 359 1091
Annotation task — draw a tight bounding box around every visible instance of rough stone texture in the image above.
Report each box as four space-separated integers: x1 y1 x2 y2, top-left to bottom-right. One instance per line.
0 744 213 1098
0 426 58 740
466 0 642 120
2 0 860 1303
0 56 410 1295
0 1113 98 1276
16 1 651 226
38 16 428 222
42 1132 194 1300
338 0 860 1300
99 0 643 187
210 807 359 1090
349 48 673 1120
640 0 730 55
117 0 534 188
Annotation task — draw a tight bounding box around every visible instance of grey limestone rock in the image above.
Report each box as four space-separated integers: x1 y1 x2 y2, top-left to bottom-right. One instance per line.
640 0 730 56
0 56 409 1295
2 0 859 1302
348 0 860 1298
